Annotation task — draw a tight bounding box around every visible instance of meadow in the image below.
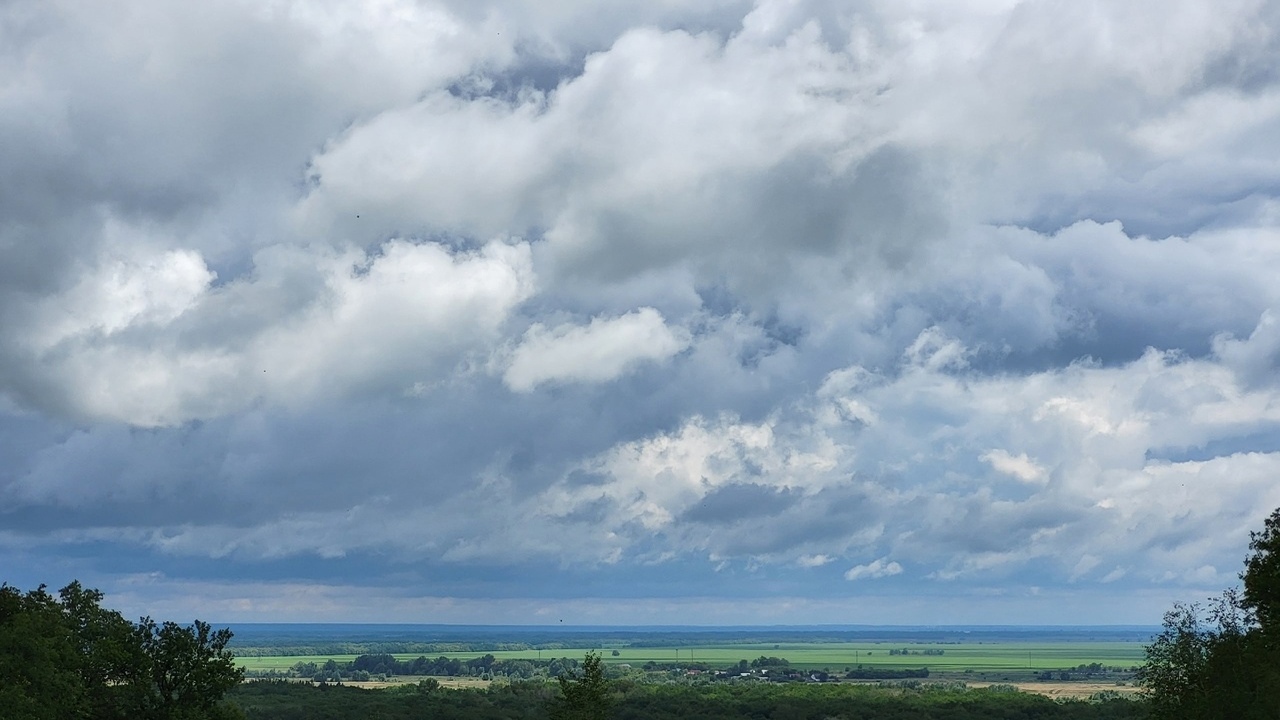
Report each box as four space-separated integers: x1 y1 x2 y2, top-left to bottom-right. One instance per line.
236 640 1146 675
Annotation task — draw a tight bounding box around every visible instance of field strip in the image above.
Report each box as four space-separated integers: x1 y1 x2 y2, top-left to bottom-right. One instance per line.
238 640 1147 674
967 682 1142 699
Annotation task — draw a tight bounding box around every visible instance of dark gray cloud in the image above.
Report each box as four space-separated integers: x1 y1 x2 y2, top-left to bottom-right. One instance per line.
682 483 800 524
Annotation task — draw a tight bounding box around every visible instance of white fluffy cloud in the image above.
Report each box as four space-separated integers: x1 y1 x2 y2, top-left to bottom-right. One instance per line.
504 308 690 391
3 0 1280 623
845 558 904 581
14 237 533 425
982 450 1047 484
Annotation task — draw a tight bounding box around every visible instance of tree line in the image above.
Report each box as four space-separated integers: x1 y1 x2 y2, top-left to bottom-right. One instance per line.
229 677 1145 720
844 666 930 679
351 651 544 678
0 582 243 720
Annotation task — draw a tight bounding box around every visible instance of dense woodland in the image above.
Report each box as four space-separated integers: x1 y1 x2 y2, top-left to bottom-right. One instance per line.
0 582 242 719
229 679 1145 720
3 506 1279 719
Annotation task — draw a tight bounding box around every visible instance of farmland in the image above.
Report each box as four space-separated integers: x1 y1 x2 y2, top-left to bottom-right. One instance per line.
234 636 1147 678
227 625 1153 715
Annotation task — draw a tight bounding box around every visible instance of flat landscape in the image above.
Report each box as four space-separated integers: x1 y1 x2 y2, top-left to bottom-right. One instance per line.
231 624 1151 686
237 641 1145 673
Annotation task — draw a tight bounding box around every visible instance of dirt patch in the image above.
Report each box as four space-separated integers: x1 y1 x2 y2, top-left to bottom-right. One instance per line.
425 677 493 689
327 677 493 690
969 681 1140 699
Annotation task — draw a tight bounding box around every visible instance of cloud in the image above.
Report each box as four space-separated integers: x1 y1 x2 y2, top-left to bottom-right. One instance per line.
9 238 533 426
1100 567 1128 584
981 450 1047 484
27 244 215 350
293 15 944 300
845 558 903 581
3 0 1280 623
504 308 690 391
1213 309 1280 386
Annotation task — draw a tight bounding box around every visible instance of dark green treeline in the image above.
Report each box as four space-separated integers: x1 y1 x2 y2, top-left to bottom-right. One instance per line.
230 679 1144 720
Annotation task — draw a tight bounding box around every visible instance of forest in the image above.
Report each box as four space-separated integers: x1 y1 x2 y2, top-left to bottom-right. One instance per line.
229 678 1145 720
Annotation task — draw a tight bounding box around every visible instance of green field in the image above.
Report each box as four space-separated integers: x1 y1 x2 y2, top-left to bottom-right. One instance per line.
237 641 1145 674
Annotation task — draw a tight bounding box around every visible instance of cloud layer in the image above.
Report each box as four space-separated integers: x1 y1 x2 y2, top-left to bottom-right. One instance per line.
3 0 1280 624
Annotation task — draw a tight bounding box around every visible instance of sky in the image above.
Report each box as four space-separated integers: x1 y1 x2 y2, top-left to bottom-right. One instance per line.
3 0 1280 626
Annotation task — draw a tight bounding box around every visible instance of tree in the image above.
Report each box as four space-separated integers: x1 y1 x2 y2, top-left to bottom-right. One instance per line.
132 618 243 719
550 651 611 720
1139 507 1280 719
58 581 148 718
1242 506 1280 633
0 585 87 720
0 582 242 720
1137 592 1244 719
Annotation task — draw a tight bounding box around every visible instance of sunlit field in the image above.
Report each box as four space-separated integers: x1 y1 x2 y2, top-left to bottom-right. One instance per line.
237 640 1145 674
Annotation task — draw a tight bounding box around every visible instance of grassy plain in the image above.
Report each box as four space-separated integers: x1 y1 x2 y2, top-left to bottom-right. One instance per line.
237 640 1145 674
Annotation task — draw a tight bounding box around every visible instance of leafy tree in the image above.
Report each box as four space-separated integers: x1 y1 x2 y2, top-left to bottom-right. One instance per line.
750 655 789 668
0 585 87 720
58 581 148 718
0 582 242 720
132 617 244 719
1137 594 1229 718
1139 506 1280 719
550 651 611 720
1242 506 1280 633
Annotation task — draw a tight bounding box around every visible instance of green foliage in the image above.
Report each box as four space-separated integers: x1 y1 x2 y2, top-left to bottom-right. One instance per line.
1243 506 1280 633
1139 505 1280 719
346 652 503 678
551 651 612 720
0 585 87 720
845 666 929 679
0 581 243 720
233 679 553 720
748 655 789 668
236 638 1148 677
229 676 1146 720
133 617 243 719
230 628 1152 670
